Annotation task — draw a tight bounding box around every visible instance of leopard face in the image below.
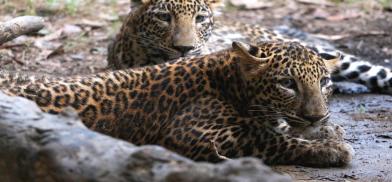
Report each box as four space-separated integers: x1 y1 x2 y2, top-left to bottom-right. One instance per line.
233 41 339 127
108 0 222 68
139 0 217 54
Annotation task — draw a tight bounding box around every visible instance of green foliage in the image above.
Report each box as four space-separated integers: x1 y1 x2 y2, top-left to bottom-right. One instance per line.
46 0 56 5
329 0 392 6
21 0 81 15
329 0 363 4
65 0 78 15
27 0 36 15
379 0 392 8
357 104 367 114
328 0 392 10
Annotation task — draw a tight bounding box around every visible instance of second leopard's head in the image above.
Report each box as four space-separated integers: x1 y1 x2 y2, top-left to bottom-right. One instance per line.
129 0 222 59
231 41 340 127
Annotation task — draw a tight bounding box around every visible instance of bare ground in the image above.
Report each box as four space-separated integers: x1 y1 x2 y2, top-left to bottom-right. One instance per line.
1 0 392 181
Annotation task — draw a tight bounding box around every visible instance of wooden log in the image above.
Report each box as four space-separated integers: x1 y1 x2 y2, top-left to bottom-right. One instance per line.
0 16 45 45
0 92 291 182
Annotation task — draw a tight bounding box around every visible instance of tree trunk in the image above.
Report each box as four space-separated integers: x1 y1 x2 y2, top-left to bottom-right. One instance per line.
0 92 290 182
0 16 45 45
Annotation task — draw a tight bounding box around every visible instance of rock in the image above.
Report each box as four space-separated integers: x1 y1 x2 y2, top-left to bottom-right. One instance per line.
0 92 291 182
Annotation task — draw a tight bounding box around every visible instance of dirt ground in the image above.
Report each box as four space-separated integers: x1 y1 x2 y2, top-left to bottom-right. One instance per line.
0 0 392 181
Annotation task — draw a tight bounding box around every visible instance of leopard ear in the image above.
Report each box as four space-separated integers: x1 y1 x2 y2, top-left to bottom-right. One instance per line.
322 52 341 73
131 0 154 7
232 41 272 78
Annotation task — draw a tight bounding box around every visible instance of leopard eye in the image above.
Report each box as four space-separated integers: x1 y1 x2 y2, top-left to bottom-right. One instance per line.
196 15 208 23
156 13 171 22
279 78 297 90
320 77 331 87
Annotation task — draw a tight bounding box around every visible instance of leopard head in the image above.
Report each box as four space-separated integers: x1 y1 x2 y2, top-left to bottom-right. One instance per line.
129 0 222 59
233 41 340 127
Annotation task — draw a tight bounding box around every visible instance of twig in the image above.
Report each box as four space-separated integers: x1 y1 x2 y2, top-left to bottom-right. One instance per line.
313 31 388 41
12 57 25 66
0 43 27 49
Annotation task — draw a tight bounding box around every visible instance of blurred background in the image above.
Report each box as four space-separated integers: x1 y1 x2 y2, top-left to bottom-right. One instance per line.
0 0 391 75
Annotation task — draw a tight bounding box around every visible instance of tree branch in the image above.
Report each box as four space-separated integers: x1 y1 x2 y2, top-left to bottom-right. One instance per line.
0 16 45 45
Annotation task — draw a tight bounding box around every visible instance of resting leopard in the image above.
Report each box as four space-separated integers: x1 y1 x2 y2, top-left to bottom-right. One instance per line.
107 0 392 94
1 41 353 167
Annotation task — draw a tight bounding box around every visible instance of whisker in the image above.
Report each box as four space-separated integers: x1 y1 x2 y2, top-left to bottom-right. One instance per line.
248 104 312 127
127 35 181 57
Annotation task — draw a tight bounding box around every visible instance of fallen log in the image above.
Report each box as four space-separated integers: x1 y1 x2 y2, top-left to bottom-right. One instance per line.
0 16 45 45
0 92 291 182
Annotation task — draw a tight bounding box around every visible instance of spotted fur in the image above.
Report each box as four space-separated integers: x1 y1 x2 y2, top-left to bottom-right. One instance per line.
107 0 221 68
2 42 353 167
107 0 392 94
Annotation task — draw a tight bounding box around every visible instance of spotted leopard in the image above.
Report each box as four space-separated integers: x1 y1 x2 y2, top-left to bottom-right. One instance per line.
1 41 353 167
107 0 392 94
107 0 221 68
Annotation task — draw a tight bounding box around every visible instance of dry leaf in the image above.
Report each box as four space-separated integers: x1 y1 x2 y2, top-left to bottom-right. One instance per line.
296 0 334 6
46 45 64 59
229 0 274 10
75 19 106 29
326 11 361 21
313 33 350 40
62 24 83 36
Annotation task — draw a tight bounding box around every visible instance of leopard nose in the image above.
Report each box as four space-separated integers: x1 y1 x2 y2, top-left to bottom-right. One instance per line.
173 45 194 54
303 115 326 123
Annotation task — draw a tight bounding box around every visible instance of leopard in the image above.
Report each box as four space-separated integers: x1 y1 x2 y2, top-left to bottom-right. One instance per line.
107 0 392 94
1 41 354 167
107 0 222 68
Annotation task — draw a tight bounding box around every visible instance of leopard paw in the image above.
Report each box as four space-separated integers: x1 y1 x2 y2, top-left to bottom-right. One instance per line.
295 141 354 167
